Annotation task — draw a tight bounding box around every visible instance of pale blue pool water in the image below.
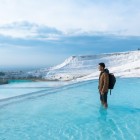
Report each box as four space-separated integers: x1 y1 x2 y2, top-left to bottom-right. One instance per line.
0 81 70 99
0 78 140 140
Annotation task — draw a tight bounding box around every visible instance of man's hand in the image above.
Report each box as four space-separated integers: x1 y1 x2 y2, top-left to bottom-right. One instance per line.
101 92 104 95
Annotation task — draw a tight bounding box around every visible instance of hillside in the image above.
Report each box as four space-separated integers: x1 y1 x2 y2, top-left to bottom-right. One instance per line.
43 50 140 81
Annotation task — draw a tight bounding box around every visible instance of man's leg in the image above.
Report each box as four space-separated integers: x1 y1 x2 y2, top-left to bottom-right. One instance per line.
102 92 108 108
100 93 104 105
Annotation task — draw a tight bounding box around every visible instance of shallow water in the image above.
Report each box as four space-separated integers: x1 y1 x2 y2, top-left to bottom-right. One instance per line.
0 78 140 140
0 80 71 99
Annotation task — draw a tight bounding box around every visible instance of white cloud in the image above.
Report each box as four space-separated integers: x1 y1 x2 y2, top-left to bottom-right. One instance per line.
0 0 140 35
0 21 62 38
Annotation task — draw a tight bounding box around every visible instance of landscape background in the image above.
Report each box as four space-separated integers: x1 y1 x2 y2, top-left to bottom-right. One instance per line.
0 0 140 69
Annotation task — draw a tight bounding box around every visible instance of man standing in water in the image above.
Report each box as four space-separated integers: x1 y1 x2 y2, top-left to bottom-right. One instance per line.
98 63 109 108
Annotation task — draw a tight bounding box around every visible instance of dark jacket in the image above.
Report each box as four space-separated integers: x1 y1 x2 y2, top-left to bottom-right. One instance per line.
98 69 109 93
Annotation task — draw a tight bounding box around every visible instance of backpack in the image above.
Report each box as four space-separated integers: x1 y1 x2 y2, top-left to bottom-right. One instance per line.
108 73 116 95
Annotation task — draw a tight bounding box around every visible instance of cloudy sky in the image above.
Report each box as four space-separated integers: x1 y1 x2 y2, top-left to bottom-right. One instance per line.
0 0 140 68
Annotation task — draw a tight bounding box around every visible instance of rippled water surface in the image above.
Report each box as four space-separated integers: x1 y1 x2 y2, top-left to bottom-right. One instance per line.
0 78 140 140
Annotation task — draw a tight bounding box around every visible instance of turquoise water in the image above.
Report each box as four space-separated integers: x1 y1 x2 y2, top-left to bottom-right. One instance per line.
8 79 33 84
0 78 140 140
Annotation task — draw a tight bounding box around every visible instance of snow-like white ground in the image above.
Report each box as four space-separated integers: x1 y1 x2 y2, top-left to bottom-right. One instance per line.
43 50 140 81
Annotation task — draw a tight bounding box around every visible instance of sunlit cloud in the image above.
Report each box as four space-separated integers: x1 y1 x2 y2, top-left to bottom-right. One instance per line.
0 0 140 35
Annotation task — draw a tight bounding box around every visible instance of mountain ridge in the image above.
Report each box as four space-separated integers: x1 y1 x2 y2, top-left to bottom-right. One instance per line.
43 50 140 81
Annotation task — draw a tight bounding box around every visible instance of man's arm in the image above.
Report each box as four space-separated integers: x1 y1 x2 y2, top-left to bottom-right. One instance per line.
101 73 109 94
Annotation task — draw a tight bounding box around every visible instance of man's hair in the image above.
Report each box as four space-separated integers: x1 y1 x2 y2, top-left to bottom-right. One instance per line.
99 62 105 68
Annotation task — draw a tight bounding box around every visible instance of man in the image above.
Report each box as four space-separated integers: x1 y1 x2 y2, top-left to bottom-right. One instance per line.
98 63 109 108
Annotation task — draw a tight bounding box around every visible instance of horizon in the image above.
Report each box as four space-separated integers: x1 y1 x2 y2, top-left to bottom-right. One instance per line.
0 49 139 71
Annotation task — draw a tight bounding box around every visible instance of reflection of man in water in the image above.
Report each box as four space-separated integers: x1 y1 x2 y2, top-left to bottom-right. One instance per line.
98 63 109 108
